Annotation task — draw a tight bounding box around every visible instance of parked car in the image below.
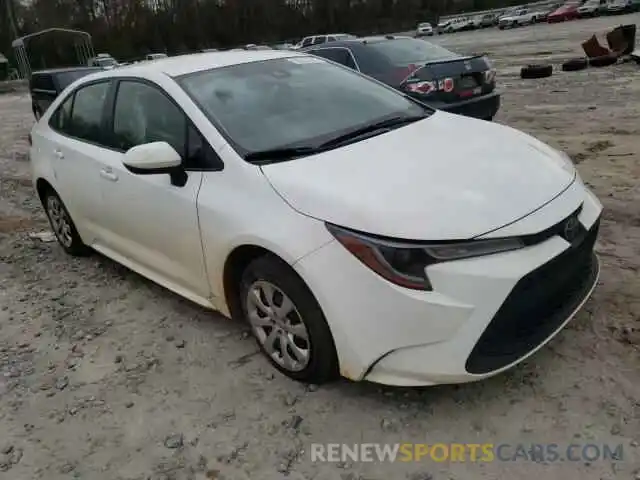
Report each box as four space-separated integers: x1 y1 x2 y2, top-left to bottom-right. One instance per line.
547 1 583 22
607 0 640 13
498 8 540 28
497 7 520 24
536 3 563 21
578 0 609 15
29 67 102 120
442 17 472 33
292 34 356 49
145 53 168 61
29 50 602 386
415 22 434 36
87 54 118 69
302 35 499 120
477 13 498 27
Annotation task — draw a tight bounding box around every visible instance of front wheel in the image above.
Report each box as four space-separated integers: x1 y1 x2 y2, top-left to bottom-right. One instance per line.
43 189 91 256
240 255 339 384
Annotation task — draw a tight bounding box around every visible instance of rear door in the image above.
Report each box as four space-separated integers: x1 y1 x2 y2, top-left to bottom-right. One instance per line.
43 80 112 244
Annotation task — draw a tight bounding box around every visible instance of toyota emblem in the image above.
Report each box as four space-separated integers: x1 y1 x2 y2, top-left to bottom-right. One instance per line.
563 216 580 242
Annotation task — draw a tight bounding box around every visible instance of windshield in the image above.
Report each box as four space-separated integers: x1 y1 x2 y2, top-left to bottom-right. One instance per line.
368 38 459 66
178 57 430 157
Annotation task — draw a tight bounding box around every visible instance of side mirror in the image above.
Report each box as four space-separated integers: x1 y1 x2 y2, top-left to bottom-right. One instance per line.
122 142 187 187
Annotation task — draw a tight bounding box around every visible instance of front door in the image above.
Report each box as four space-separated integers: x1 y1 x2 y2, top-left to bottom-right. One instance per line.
94 79 210 301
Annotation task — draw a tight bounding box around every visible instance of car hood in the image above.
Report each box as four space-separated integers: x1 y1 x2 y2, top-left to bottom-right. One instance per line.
260 111 576 240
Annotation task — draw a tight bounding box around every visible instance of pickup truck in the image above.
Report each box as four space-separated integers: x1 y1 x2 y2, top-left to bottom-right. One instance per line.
498 9 539 29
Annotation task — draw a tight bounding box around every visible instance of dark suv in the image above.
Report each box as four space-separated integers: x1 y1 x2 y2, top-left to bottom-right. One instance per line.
29 67 102 120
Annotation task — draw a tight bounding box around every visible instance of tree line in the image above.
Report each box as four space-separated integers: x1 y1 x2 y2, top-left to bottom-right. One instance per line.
0 0 523 70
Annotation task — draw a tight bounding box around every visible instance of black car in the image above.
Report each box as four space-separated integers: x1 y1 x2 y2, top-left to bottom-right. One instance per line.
29 67 102 120
302 35 499 121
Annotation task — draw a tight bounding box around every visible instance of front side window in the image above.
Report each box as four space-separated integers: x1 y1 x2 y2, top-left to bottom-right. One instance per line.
68 82 110 144
301 37 313 47
112 81 186 157
178 56 430 157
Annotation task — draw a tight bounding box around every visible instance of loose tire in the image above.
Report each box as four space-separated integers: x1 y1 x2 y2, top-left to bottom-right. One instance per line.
42 188 91 256
562 57 588 71
589 54 617 67
240 255 339 384
520 64 553 79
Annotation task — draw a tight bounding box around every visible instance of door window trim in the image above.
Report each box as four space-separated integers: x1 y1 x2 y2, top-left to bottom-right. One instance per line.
308 46 361 71
104 77 224 172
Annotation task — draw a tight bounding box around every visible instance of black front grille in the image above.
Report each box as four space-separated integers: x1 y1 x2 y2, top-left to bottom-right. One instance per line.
465 218 600 375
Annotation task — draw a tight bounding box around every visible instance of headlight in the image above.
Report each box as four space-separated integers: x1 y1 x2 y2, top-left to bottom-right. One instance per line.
326 224 524 291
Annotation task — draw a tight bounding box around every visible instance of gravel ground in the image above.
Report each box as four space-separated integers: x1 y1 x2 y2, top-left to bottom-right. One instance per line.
1 14 639 480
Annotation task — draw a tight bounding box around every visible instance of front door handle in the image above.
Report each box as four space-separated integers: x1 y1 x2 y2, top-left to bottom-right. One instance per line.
54 149 64 160
100 168 118 182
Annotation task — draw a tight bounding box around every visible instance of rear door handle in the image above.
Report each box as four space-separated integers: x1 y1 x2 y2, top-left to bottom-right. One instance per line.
100 168 118 182
54 149 64 160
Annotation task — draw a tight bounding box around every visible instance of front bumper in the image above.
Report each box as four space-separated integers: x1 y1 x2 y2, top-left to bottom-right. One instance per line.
429 91 500 120
293 179 602 386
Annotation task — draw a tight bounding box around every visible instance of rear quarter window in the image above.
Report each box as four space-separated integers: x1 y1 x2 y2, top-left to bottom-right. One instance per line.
31 74 55 92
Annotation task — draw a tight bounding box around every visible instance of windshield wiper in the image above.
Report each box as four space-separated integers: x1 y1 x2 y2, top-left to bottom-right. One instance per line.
244 114 429 164
317 114 429 149
244 146 322 164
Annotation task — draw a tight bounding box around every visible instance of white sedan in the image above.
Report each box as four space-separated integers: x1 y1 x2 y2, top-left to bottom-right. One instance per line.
30 50 602 386
416 22 434 36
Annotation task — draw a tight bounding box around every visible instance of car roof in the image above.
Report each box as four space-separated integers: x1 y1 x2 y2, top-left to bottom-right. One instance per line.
32 67 101 76
76 50 303 83
301 35 413 50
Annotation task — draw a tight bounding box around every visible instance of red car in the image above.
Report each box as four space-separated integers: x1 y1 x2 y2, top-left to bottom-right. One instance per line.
547 1 583 22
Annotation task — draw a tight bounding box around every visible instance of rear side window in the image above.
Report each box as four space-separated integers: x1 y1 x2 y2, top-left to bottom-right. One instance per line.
68 82 110 144
49 95 74 133
31 74 55 92
369 39 459 66
312 48 357 70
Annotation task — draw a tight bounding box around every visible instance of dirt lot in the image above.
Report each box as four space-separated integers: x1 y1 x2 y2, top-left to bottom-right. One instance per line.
1 14 639 480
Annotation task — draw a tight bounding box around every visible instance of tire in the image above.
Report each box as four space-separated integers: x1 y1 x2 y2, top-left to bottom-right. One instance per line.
562 57 588 71
589 54 617 67
240 255 339 384
42 188 91 256
520 63 553 79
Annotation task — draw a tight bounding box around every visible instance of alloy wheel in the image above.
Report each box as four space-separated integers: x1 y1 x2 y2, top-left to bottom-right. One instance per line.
246 280 311 372
46 195 73 248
